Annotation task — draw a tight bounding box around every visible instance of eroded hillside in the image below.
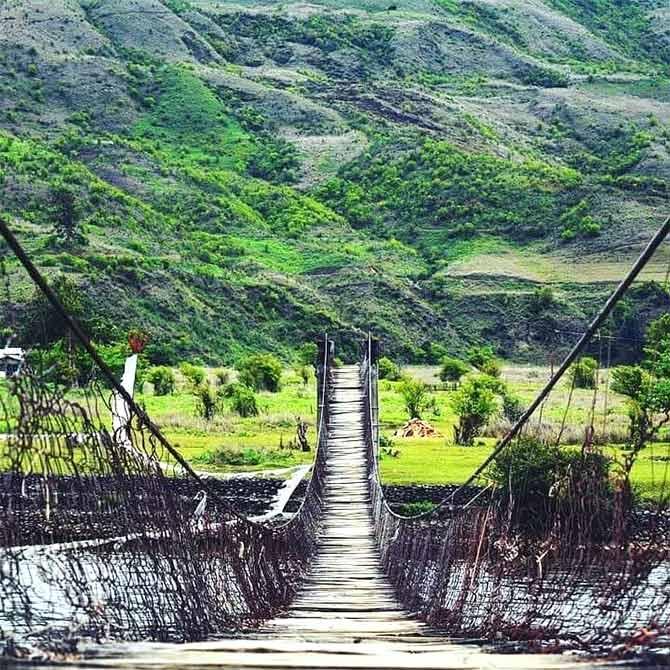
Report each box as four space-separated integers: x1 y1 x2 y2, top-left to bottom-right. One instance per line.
1 0 669 362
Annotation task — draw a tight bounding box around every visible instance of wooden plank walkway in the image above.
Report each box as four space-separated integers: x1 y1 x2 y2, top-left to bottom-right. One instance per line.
258 365 426 642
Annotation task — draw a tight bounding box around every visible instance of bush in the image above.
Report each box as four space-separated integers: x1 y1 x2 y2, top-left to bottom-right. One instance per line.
237 353 283 392
397 500 435 516
398 377 431 419
196 446 292 468
569 356 598 389
502 392 524 423
147 366 175 396
297 342 318 367
451 375 503 445
378 356 401 381
228 383 259 417
467 346 501 377
488 438 613 537
194 383 219 421
180 362 206 387
439 356 469 382
295 364 314 386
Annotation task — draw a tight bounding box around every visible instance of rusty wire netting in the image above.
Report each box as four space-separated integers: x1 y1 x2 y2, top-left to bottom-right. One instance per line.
0 333 334 646
361 336 670 647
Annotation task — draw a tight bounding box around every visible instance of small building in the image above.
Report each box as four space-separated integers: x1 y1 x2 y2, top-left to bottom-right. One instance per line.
0 347 25 378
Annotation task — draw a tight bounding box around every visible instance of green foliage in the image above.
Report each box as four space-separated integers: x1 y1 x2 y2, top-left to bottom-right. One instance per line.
212 13 394 67
193 383 220 421
559 200 601 240
467 346 501 377
450 374 503 445
237 353 283 392
543 0 669 64
568 356 598 389
529 286 555 314
214 368 230 386
197 445 293 467
645 313 670 360
226 383 259 417
398 377 431 420
397 500 435 516
502 392 524 423
320 139 583 248
378 356 402 381
146 366 175 396
50 182 84 246
297 342 318 367
439 356 469 382
295 364 314 386
180 362 206 387
487 437 614 535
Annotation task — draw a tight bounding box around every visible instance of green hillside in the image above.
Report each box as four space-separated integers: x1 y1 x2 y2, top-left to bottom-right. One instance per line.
0 0 669 363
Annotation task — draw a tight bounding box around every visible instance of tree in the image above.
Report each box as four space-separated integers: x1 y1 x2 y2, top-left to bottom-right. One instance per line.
610 317 670 505
147 366 176 396
24 274 84 345
568 356 598 389
612 365 670 458
51 182 83 245
398 377 431 419
439 356 469 382
378 356 401 381
450 375 503 445
467 345 501 377
645 313 670 366
237 353 283 392
297 342 318 368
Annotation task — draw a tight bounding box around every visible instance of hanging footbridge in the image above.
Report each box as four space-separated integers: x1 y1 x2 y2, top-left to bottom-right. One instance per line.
1 218 670 665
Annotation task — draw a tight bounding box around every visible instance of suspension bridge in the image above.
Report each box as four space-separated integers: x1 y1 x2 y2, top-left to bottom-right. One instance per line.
1 217 670 667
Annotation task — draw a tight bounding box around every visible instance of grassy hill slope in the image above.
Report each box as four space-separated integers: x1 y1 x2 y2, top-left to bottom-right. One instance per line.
0 0 669 363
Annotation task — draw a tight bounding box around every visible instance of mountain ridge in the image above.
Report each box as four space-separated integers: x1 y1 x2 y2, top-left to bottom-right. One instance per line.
0 0 669 363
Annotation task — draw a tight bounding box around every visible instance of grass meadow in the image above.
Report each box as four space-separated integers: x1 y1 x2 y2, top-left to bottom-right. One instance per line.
4 363 669 500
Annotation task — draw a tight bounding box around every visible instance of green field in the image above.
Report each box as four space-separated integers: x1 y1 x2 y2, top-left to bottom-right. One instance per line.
3 362 669 501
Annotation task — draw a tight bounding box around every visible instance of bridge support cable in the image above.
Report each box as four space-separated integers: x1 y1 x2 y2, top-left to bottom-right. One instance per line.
0 214 340 648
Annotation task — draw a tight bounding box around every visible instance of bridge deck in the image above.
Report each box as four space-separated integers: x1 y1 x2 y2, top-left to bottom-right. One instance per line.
261 365 425 640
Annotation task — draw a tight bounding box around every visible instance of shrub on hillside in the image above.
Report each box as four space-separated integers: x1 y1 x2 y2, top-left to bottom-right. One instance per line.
439 356 469 382
147 366 175 396
378 356 402 381
237 353 283 392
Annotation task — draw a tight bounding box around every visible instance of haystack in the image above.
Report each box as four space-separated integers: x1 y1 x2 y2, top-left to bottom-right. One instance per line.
394 418 440 438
